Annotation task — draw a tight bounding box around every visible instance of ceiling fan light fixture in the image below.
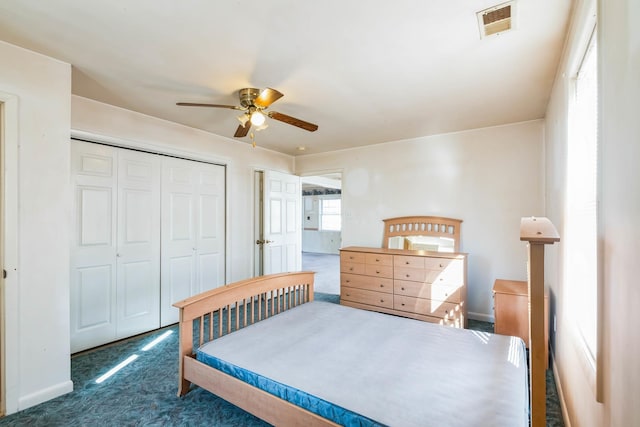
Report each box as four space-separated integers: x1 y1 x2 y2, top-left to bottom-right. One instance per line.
237 113 250 126
254 122 269 132
250 110 266 126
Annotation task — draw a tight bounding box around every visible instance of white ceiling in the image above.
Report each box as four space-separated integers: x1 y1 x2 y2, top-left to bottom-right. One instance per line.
0 0 572 156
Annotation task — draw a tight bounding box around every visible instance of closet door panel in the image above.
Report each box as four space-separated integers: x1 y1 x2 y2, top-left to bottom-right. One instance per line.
195 163 225 293
168 255 195 304
161 158 225 325
71 141 118 353
76 265 113 330
161 158 197 326
196 252 222 294
116 149 161 337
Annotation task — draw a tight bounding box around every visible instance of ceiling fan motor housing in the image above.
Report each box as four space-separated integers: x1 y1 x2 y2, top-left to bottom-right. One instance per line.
239 88 261 108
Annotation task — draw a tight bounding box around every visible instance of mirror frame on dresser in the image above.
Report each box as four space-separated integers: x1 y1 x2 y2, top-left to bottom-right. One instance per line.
381 216 463 252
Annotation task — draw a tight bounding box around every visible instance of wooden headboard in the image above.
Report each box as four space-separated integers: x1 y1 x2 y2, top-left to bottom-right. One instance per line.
382 216 463 252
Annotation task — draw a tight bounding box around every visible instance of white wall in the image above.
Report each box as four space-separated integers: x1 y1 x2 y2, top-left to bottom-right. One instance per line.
302 230 341 254
296 120 544 319
71 96 294 283
0 40 295 414
545 0 640 425
0 41 73 413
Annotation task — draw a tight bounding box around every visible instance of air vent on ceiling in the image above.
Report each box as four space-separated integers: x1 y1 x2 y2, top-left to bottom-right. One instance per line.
477 1 516 39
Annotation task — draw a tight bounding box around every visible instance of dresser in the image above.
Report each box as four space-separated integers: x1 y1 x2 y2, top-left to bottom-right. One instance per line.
340 246 467 327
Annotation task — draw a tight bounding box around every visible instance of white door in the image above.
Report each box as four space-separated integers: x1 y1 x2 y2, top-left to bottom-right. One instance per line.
193 163 226 294
115 149 161 338
262 170 301 274
160 157 225 326
70 141 118 352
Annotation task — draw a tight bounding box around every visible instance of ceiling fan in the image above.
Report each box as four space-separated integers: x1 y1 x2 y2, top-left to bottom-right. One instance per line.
177 88 318 142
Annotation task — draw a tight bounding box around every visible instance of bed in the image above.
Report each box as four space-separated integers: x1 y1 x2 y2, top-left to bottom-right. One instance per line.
174 271 529 426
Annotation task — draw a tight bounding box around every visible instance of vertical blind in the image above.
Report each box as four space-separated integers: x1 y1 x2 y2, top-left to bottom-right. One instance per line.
566 32 598 363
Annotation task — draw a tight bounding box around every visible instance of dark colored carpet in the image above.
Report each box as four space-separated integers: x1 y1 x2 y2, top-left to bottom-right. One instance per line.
0 293 563 426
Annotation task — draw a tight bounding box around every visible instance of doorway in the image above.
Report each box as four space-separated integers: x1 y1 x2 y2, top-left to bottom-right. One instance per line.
0 92 19 416
300 172 342 295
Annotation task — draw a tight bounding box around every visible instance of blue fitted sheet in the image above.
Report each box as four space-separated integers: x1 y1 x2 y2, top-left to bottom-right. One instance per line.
196 301 528 427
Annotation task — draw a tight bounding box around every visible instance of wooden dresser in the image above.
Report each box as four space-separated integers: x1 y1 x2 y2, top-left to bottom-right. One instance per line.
340 246 468 327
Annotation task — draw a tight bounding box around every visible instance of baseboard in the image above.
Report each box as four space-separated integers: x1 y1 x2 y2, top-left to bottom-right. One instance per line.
468 311 494 323
551 351 571 427
17 380 74 413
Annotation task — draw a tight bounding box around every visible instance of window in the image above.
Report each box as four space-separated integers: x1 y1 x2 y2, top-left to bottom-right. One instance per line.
320 198 341 231
565 29 598 368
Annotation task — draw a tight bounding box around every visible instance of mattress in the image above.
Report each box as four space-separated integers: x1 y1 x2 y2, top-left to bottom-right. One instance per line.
196 301 528 427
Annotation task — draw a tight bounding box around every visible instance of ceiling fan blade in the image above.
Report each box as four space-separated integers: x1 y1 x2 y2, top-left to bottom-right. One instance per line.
234 122 251 138
176 102 243 110
268 111 318 132
253 88 284 108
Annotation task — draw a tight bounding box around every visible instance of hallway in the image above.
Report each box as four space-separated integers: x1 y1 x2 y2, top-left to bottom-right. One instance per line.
301 252 339 295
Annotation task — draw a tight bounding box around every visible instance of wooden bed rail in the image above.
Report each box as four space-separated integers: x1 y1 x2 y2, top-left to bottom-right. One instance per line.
173 271 315 396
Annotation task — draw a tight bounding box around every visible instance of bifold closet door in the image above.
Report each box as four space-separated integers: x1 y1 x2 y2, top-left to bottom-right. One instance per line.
160 157 225 326
70 142 118 353
70 141 161 353
115 148 161 338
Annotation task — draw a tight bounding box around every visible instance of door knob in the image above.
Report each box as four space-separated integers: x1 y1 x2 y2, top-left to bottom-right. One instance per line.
256 239 274 245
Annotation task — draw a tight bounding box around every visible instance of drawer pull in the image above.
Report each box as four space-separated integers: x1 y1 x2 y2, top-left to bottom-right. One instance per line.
346 293 351 297
349 267 354 271
380 299 385 303
406 274 410 278
346 280 351 283
405 261 410 265
439 264 444 268
350 256 355 259
380 284 384 288
401 303 405 306
376 258 380 262
401 287 405 291
376 270 380 274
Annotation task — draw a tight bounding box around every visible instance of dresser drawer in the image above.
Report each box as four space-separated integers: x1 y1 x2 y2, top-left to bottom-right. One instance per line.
395 262 464 285
424 257 452 270
365 253 393 266
342 273 393 293
394 295 459 319
341 261 365 275
340 251 365 264
341 287 393 309
394 255 425 269
394 266 428 282
394 280 461 303
364 264 393 279
429 260 464 285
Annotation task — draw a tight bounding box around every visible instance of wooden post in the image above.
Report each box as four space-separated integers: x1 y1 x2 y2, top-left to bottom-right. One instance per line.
520 217 559 427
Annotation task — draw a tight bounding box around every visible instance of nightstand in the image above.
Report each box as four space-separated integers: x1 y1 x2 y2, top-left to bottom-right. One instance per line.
493 279 549 367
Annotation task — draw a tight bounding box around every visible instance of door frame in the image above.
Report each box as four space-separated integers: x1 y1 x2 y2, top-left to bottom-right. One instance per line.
253 170 264 277
1 92 20 415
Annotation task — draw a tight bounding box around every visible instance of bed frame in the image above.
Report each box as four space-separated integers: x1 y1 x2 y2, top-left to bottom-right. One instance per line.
520 217 560 427
382 215 463 252
173 271 339 426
